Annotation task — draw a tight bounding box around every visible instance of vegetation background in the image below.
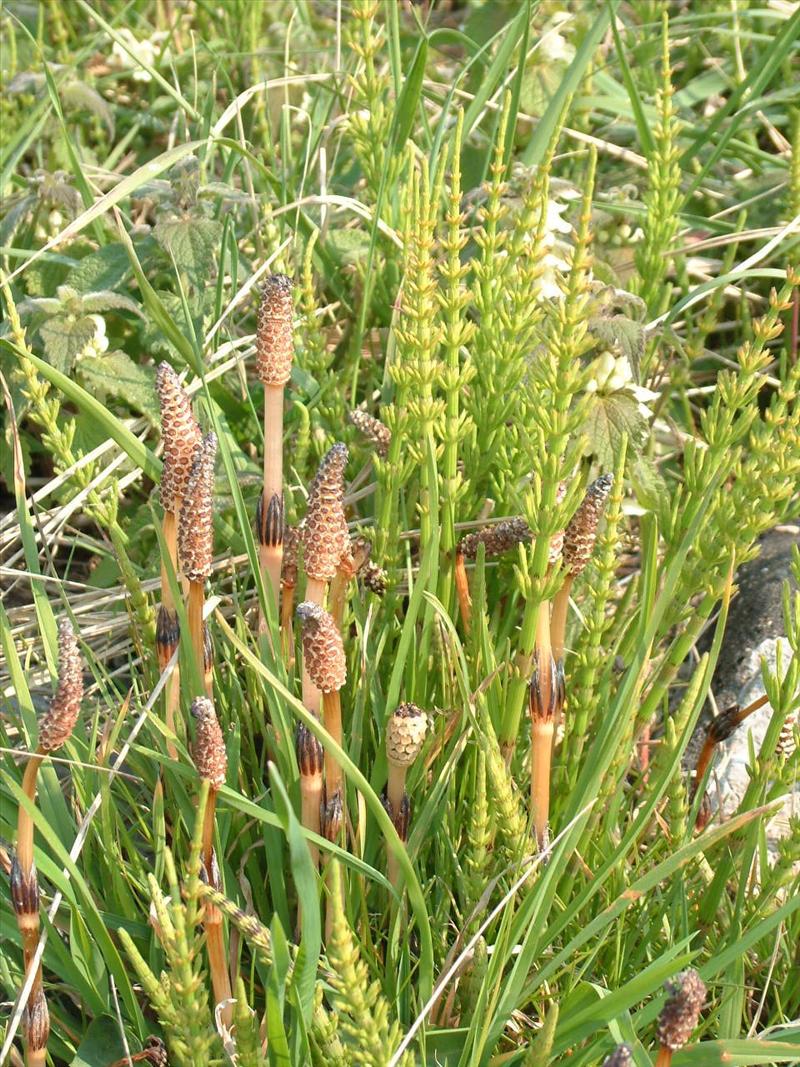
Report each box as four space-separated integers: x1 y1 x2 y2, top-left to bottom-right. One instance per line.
1 0 799 1064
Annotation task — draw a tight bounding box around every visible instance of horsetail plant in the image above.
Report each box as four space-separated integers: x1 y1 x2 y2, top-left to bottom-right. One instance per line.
296 722 324 869
255 274 295 632
191 696 232 1025
551 473 614 664
178 431 217 694
301 443 349 715
281 523 300 663
654 969 706 1067
385 703 427 887
348 407 391 458
156 362 201 756
296 602 347 804
691 692 770 821
12 618 82 1066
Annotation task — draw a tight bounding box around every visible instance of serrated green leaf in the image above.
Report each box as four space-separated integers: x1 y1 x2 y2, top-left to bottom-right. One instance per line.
590 314 646 382
153 214 223 284
80 289 142 315
66 244 133 293
581 391 648 468
79 349 159 424
39 313 97 373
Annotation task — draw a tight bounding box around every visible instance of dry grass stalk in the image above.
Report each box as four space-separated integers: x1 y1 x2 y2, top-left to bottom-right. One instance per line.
13 619 82 1065
178 431 217 695
385 703 427 887
301 443 349 715
256 274 294 631
191 697 232 1025
156 362 202 757
654 969 706 1067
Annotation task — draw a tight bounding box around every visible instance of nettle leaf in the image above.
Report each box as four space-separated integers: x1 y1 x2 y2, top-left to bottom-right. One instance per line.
78 350 159 424
81 290 142 316
39 314 97 373
66 244 132 293
153 214 223 283
581 391 648 469
590 315 646 382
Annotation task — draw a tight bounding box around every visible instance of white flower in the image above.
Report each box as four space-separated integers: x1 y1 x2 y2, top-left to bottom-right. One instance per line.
109 29 169 82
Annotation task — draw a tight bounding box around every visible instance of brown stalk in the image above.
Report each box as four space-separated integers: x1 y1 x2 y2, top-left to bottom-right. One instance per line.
321 789 344 942
530 603 560 849
295 724 324 868
654 969 706 1067
281 524 300 665
301 443 349 716
296 602 347 802
691 693 770 822
178 432 217 695
385 703 427 888
13 619 82 1065
255 275 294 633
156 363 202 757
191 697 232 1026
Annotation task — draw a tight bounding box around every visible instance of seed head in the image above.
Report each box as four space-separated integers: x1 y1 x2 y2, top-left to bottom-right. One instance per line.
602 1047 632 1067
349 408 391 458
296 601 346 693
363 560 388 596
282 524 301 588
458 517 531 560
562 473 613 578
38 618 83 753
386 703 428 768
303 443 349 581
25 988 50 1051
191 697 227 788
256 273 294 386
143 1037 169 1067
156 362 202 513
178 431 217 582
295 722 324 777
657 969 706 1051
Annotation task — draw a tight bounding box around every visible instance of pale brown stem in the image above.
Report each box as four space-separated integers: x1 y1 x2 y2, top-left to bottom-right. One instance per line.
300 769 323 869
17 752 46 1059
322 690 343 801
27 1049 47 1067
301 577 326 716
281 581 296 666
329 568 349 633
387 764 407 889
454 550 471 633
201 788 232 1026
165 670 180 759
550 575 573 665
17 753 43 877
531 601 554 848
188 581 205 690
692 692 770 820
655 1047 672 1067
258 384 285 634
160 510 178 613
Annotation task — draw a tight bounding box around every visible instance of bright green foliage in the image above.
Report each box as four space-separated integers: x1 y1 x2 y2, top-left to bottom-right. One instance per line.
1 3 799 1065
